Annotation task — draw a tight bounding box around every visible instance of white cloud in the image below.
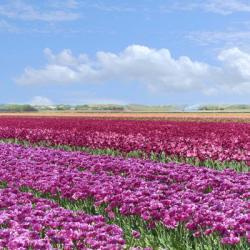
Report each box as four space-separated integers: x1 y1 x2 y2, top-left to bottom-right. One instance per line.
0 19 19 32
16 45 217 93
48 0 78 10
169 0 250 15
0 0 80 22
30 96 53 106
89 3 136 12
186 31 250 47
203 0 250 14
218 47 250 77
216 47 250 93
15 45 250 95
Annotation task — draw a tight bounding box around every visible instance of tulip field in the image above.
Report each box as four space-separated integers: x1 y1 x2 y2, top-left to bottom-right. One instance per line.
0 117 249 169
0 116 249 249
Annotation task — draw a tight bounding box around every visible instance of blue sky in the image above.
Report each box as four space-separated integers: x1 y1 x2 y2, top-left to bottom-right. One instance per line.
1 0 250 105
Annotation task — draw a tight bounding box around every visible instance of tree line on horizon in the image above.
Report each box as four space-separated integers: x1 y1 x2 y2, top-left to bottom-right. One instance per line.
0 104 250 112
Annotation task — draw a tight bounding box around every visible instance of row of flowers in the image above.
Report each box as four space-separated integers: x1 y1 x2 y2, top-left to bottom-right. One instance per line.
0 187 125 249
0 117 249 165
0 143 249 246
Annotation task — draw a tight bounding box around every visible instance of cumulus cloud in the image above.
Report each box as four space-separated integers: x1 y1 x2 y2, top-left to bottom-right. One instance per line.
30 96 53 106
216 47 250 93
15 45 219 94
15 45 250 95
218 47 250 77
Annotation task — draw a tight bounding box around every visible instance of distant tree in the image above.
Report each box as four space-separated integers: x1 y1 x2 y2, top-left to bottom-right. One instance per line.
75 105 89 110
198 105 225 111
56 105 72 111
0 104 37 112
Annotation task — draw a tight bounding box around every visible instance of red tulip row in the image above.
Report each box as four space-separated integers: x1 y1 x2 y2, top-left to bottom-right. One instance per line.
0 116 249 165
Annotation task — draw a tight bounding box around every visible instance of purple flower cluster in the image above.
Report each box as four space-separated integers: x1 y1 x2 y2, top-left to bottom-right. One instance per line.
0 117 249 164
0 188 125 249
0 143 249 245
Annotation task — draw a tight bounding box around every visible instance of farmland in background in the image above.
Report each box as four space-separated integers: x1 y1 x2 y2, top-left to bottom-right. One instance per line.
1 111 250 123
